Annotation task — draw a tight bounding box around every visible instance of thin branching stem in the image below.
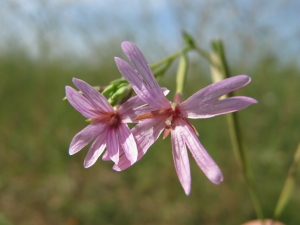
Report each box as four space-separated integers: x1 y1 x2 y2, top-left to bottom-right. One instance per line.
209 40 265 224
273 142 300 220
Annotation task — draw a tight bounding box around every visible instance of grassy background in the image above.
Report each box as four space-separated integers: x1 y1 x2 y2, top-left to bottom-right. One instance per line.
0 44 299 225
0 1 300 224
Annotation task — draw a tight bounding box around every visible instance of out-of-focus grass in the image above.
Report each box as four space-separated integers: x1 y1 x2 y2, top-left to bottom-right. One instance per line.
0 49 299 225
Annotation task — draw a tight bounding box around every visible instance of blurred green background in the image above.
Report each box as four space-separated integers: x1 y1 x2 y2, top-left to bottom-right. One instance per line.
0 1 299 225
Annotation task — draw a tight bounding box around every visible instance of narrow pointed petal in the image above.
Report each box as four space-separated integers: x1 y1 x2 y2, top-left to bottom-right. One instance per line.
177 119 223 184
114 58 153 103
106 129 120 164
121 42 158 89
102 151 110 161
121 41 170 108
171 125 191 195
115 57 170 109
103 143 124 161
113 114 168 171
117 95 146 123
181 96 258 119
118 88 170 123
117 123 138 163
65 86 98 118
69 123 104 155
72 78 113 112
84 132 106 168
116 41 171 110
180 75 252 111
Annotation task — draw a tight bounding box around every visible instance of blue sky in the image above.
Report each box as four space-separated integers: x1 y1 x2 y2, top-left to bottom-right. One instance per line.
1 0 299 66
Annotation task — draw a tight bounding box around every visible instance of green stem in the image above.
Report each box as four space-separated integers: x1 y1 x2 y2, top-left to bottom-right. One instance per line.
150 46 191 70
227 112 265 224
210 40 265 223
152 60 173 80
195 46 214 65
273 142 300 220
175 52 189 95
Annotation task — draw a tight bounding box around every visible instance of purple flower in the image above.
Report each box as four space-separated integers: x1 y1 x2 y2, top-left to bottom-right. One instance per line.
65 78 144 167
113 41 258 195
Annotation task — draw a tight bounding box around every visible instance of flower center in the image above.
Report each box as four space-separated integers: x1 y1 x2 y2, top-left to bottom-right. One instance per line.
108 113 121 128
163 106 198 139
162 106 183 139
134 104 198 139
91 112 121 128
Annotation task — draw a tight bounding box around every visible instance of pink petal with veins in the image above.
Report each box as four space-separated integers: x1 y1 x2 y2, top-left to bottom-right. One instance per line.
115 42 170 110
69 123 104 155
118 88 170 123
117 123 138 163
84 131 107 168
106 128 120 164
102 151 110 161
171 124 191 195
65 86 98 118
181 96 258 119
72 78 113 113
180 75 251 110
117 95 147 123
121 41 170 108
113 114 168 171
176 119 223 184
115 57 167 109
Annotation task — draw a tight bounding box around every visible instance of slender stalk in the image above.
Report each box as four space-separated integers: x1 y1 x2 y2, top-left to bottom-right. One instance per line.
150 46 191 70
181 30 213 65
273 142 300 220
195 46 214 65
152 60 173 80
175 52 188 95
226 110 265 224
209 40 265 223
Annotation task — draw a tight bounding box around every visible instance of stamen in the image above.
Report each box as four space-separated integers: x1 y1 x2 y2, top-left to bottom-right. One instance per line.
108 114 120 127
90 112 121 128
163 126 171 139
135 112 153 120
165 115 173 126
135 108 171 120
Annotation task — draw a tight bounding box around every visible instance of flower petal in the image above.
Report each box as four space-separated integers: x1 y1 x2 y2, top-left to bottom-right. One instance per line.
180 75 252 111
106 128 120 164
115 57 169 110
84 131 106 168
117 123 138 163
103 143 124 161
171 124 191 195
102 151 110 161
118 88 170 123
117 95 146 123
65 86 98 118
121 41 170 108
72 78 113 113
69 123 104 155
113 114 168 171
176 119 223 184
181 96 258 119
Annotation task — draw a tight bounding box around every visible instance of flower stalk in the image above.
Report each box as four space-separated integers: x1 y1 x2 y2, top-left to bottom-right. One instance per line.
150 44 192 70
209 39 265 223
273 142 300 220
175 52 188 96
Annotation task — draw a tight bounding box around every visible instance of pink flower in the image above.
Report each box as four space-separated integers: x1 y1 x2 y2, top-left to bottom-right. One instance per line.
113 41 258 195
65 78 144 167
